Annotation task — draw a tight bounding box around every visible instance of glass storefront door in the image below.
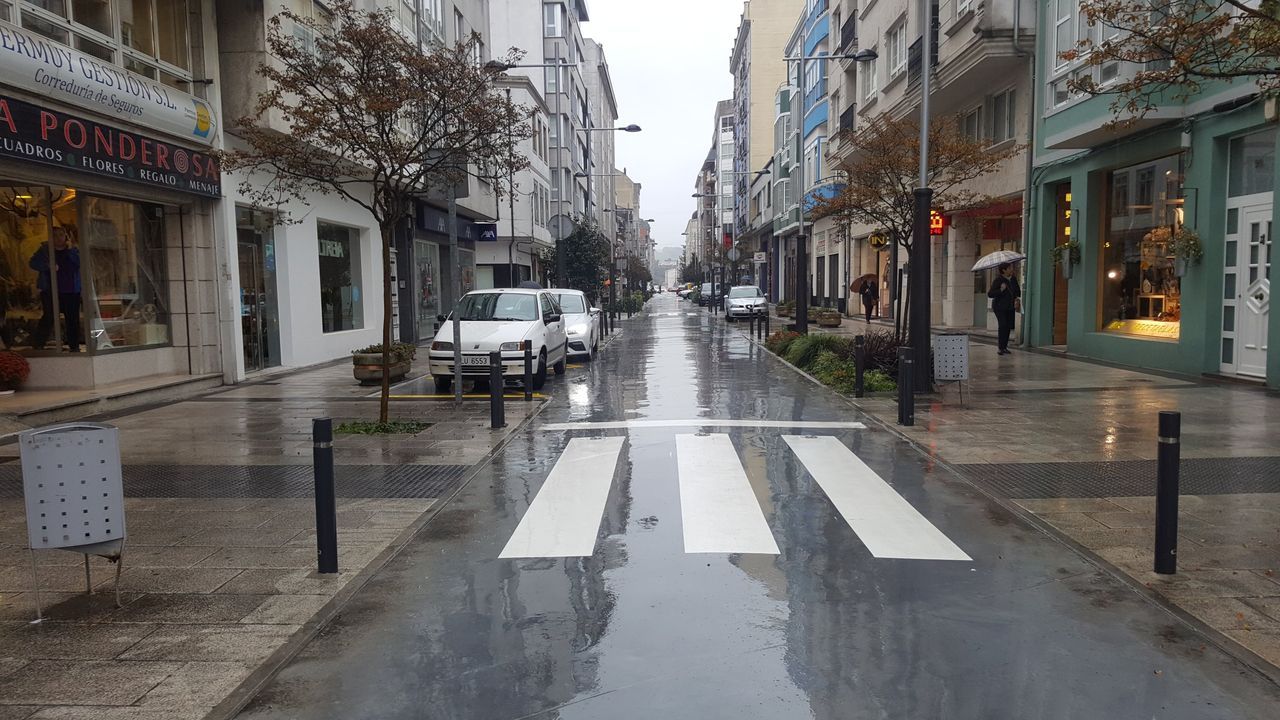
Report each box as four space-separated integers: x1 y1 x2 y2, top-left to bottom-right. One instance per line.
414 239 441 340
236 208 281 373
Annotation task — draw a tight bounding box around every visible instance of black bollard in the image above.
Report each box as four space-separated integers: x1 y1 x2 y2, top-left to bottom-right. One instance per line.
749 314 756 338
764 310 770 338
312 418 338 574
489 351 505 429
523 341 533 402
897 347 915 426
1154 411 1181 575
854 335 866 398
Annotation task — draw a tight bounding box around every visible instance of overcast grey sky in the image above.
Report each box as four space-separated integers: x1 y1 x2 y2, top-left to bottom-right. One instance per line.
586 0 743 257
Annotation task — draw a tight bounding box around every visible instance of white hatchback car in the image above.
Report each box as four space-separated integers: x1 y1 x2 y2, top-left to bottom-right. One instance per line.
551 289 601 361
428 289 568 392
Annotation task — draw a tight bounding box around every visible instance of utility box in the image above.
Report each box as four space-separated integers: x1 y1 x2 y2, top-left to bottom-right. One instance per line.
20 422 126 619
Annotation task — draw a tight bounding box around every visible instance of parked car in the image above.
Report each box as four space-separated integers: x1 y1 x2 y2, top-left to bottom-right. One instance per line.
724 285 767 321
696 283 722 306
428 289 568 392
552 289 600 361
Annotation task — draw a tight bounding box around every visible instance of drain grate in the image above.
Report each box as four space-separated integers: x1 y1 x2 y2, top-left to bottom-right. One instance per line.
0 464 470 499
953 456 1280 499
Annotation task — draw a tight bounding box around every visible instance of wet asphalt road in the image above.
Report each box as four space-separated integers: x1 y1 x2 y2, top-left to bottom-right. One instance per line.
238 294 1280 719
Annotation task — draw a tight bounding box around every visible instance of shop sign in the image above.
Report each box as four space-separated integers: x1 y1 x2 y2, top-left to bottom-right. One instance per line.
0 20 216 145
475 223 498 242
868 233 889 249
930 210 945 236
0 94 221 197
753 251 766 262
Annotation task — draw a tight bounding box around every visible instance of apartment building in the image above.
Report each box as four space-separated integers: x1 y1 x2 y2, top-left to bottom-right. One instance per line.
1027 0 1278 388
770 0 837 307
730 0 803 288
582 38 619 238
827 0 1035 330
477 74 553 290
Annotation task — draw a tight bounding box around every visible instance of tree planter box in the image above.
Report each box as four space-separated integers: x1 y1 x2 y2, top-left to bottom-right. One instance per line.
816 314 842 327
353 354 411 385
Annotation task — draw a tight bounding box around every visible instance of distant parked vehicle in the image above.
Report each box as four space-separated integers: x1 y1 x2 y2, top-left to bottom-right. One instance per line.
428 289 568 393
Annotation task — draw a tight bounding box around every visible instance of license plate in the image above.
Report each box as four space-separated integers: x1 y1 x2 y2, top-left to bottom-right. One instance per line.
461 355 490 366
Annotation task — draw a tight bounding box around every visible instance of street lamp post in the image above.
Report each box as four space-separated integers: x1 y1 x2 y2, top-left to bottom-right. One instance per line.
910 0 934 392
783 48 877 334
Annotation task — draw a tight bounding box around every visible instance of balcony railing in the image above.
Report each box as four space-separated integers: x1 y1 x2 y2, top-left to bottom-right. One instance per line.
839 104 856 133
838 13 857 53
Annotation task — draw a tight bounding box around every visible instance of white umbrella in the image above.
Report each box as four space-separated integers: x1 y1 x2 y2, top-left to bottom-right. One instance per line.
971 250 1027 272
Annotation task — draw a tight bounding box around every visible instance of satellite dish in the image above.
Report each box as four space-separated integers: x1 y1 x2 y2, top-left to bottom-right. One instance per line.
549 214 575 242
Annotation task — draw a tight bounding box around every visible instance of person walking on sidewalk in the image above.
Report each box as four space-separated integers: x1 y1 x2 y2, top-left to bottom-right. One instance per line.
988 262 1021 355
859 281 878 324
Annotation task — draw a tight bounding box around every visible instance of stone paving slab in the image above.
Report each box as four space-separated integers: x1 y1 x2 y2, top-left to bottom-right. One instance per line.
1021 494 1280 678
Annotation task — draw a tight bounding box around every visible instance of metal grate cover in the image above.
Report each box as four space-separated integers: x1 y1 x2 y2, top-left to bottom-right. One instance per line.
0 464 470 499
953 457 1280 499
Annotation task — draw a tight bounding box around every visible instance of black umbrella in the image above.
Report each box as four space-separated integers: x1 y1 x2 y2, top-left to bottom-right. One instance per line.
517 280 544 290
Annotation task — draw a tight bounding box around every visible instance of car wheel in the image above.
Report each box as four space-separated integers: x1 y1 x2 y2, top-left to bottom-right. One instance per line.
553 355 566 375
533 351 547 390
433 375 452 393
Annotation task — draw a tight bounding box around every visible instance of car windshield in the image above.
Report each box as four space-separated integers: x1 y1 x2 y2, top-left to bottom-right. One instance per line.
728 287 763 298
555 294 587 313
454 292 538 321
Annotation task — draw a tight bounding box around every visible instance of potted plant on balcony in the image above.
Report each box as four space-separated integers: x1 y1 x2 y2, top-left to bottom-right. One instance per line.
1054 239 1081 280
1170 227 1203 277
352 342 416 385
0 351 30 394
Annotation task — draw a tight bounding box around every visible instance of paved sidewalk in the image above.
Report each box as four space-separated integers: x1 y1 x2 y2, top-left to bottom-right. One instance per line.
751 308 1280 681
0 361 544 719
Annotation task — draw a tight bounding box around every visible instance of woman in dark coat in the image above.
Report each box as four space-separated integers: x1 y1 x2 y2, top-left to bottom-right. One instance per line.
987 262 1021 355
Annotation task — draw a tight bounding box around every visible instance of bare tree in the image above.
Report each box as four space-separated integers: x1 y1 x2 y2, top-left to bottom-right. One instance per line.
220 1 530 423
816 113 1019 338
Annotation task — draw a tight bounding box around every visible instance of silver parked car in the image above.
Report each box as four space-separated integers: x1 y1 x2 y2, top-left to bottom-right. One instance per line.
552 289 601 360
724 285 767 321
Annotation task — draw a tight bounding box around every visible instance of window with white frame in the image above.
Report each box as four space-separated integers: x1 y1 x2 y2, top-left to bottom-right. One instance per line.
990 87 1015 144
1054 0 1076 70
957 0 972 15
543 2 562 37
5 0 199 87
804 59 818 93
960 106 982 141
859 52 878 101
887 22 908 78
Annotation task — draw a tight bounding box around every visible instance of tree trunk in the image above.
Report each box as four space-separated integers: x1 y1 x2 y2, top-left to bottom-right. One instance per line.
379 223 394 424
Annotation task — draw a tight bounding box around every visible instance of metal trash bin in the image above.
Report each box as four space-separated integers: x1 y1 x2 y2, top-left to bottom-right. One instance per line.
20 422 127 621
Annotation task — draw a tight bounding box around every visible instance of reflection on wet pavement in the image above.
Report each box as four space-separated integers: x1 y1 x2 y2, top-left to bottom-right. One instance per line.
237 294 1280 720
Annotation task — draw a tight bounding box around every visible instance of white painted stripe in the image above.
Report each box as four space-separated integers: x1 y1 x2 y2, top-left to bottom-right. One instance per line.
783 435 971 561
540 419 866 431
676 434 780 555
499 436 625 559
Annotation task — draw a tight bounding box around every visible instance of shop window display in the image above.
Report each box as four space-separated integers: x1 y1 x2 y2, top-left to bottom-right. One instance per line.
1099 154 1184 340
0 184 170 354
318 222 363 332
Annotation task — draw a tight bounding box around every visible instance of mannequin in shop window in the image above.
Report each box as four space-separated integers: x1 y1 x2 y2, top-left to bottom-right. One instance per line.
29 226 82 352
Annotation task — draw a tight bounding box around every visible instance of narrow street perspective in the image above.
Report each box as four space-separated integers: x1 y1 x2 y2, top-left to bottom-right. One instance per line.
1 0 1279 719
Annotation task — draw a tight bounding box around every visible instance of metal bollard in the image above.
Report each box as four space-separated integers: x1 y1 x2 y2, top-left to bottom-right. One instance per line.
764 311 770 338
312 418 338 574
854 334 866 398
489 351 505 429
1154 411 1181 575
523 341 533 402
749 314 756 337
897 347 915 426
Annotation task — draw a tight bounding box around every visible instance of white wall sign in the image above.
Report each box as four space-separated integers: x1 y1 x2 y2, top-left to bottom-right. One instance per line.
0 19 216 146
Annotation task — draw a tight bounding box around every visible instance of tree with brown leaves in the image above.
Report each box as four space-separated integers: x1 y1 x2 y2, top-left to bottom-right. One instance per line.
815 113 1019 337
1066 0 1280 119
219 1 531 423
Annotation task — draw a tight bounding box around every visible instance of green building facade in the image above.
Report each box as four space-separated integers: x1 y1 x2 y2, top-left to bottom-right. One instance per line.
1026 0 1278 390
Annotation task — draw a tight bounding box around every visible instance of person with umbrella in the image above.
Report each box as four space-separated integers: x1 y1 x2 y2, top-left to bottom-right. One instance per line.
987 262 1021 355
851 274 878 325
